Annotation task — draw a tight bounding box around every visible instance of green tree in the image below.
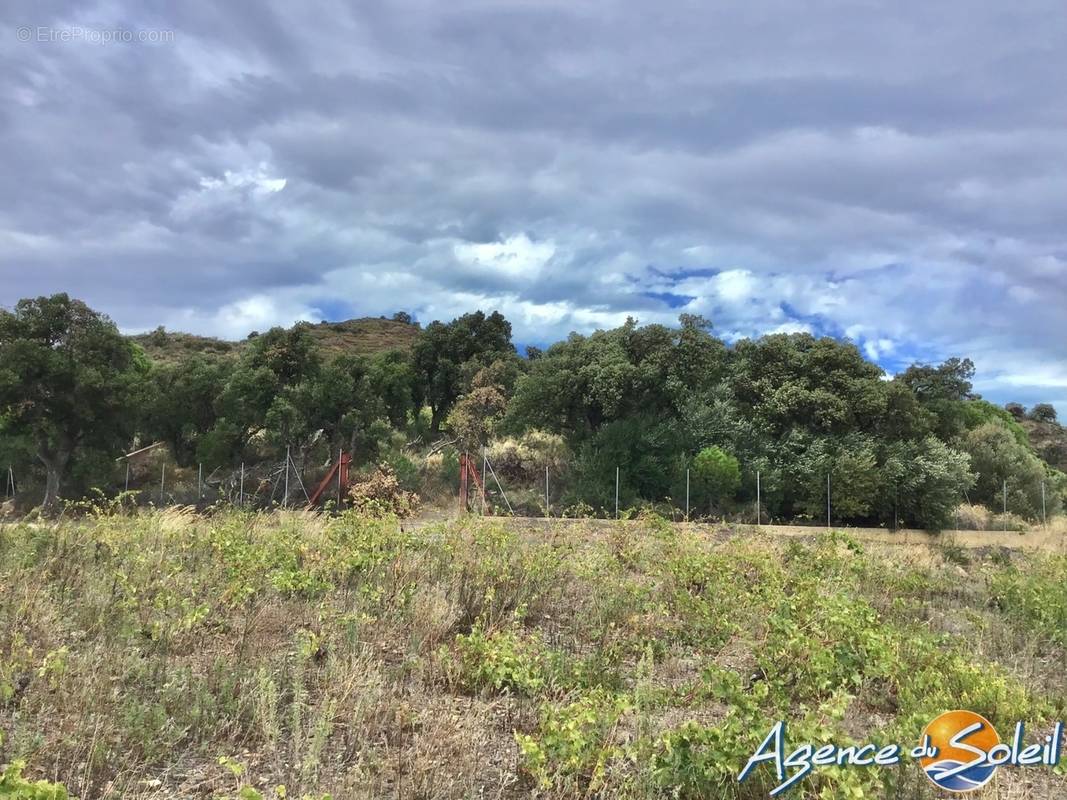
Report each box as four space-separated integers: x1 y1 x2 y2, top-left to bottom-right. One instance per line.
447 360 512 449
0 294 147 511
963 422 1048 518
570 415 682 511
729 334 888 437
412 311 514 434
879 437 974 529
507 316 725 439
208 323 323 462
142 356 229 466
368 350 416 429
690 446 741 515
1029 403 1058 423
897 357 976 441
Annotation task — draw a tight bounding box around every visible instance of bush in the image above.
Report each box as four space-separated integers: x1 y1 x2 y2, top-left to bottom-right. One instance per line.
0 761 69 799
347 464 420 518
953 503 992 530
487 431 570 482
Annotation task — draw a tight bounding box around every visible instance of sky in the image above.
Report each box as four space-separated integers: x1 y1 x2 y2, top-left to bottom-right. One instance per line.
1 1 1066 413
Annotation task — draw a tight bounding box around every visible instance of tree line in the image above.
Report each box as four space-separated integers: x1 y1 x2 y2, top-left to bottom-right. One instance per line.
1 293 1064 526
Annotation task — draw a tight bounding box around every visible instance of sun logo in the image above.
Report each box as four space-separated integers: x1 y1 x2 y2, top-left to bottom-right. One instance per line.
919 710 1001 792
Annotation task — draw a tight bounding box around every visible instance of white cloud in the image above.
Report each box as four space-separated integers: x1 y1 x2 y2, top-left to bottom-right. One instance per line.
453 234 556 279
157 294 320 340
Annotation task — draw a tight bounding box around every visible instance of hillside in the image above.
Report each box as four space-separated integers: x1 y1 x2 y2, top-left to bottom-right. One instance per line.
130 316 419 364
1020 416 1067 472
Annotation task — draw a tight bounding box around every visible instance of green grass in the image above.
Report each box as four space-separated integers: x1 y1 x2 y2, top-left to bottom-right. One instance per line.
0 511 1063 798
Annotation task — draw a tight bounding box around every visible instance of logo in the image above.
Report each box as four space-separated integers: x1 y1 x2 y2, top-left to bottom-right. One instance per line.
738 713 1063 796
919 710 1000 792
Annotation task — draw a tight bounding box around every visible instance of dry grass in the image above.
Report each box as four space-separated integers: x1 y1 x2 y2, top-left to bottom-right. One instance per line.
0 512 1064 799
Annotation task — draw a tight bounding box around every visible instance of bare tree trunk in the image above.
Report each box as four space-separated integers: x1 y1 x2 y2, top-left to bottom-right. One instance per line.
38 449 70 516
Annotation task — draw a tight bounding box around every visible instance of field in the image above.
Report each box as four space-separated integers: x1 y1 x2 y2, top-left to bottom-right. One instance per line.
0 512 1065 799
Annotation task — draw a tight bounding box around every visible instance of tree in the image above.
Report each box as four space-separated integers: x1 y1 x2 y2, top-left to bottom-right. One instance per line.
368 351 416 429
447 360 512 449
878 437 974 530
690 446 741 514
1005 402 1026 420
897 357 976 441
507 316 725 439
411 311 514 434
1029 403 1058 424
0 294 147 512
142 356 229 466
208 323 323 462
570 415 682 511
963 422 1048 518
729 334 887 437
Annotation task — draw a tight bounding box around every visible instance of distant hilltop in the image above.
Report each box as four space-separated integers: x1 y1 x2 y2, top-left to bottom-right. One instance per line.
129 316 420 364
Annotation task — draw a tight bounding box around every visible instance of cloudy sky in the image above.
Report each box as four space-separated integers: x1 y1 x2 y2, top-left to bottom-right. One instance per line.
2 1 1066 411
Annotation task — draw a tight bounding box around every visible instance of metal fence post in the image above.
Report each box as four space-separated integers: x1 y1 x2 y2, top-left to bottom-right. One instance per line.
283 445 291 507
1002 479 1007 529
826 473 831 529
756 470 760 526
481 447 488 515
198 463 203 501
239 462 245 506
160 462 166 505
615 466 620 519
545 465 549 518
1041 481 1047 527
685 468 690 521
337 448 343 508
124 461 130 493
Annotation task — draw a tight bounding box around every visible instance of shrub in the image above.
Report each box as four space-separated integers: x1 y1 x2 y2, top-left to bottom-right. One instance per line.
487 431 570 482
347 465 420 518
516 688 632 791
0 761 69 799
446 623 547 696
953 503 992 530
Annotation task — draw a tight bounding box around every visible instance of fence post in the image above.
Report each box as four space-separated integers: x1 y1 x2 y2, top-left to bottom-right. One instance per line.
686 468 690 522
124 461 130 493
283 445 291 508
160 462 166 505
239 462 245 507
482 447 488 515
198 463 203 501
1003 479 1007 530
756 470 760 526
337 448 344 509
826 473 831 529
545 465 549 518
615 466 620 520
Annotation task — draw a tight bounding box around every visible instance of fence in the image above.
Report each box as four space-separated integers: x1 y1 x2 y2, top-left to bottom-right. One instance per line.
1 447 1061 532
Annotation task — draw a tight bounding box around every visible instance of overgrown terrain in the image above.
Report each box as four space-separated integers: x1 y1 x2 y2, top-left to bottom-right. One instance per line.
129 317 419 366
1 510 1064 799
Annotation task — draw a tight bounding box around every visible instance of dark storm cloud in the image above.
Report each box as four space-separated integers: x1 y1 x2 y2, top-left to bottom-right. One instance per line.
1 0 1066 409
